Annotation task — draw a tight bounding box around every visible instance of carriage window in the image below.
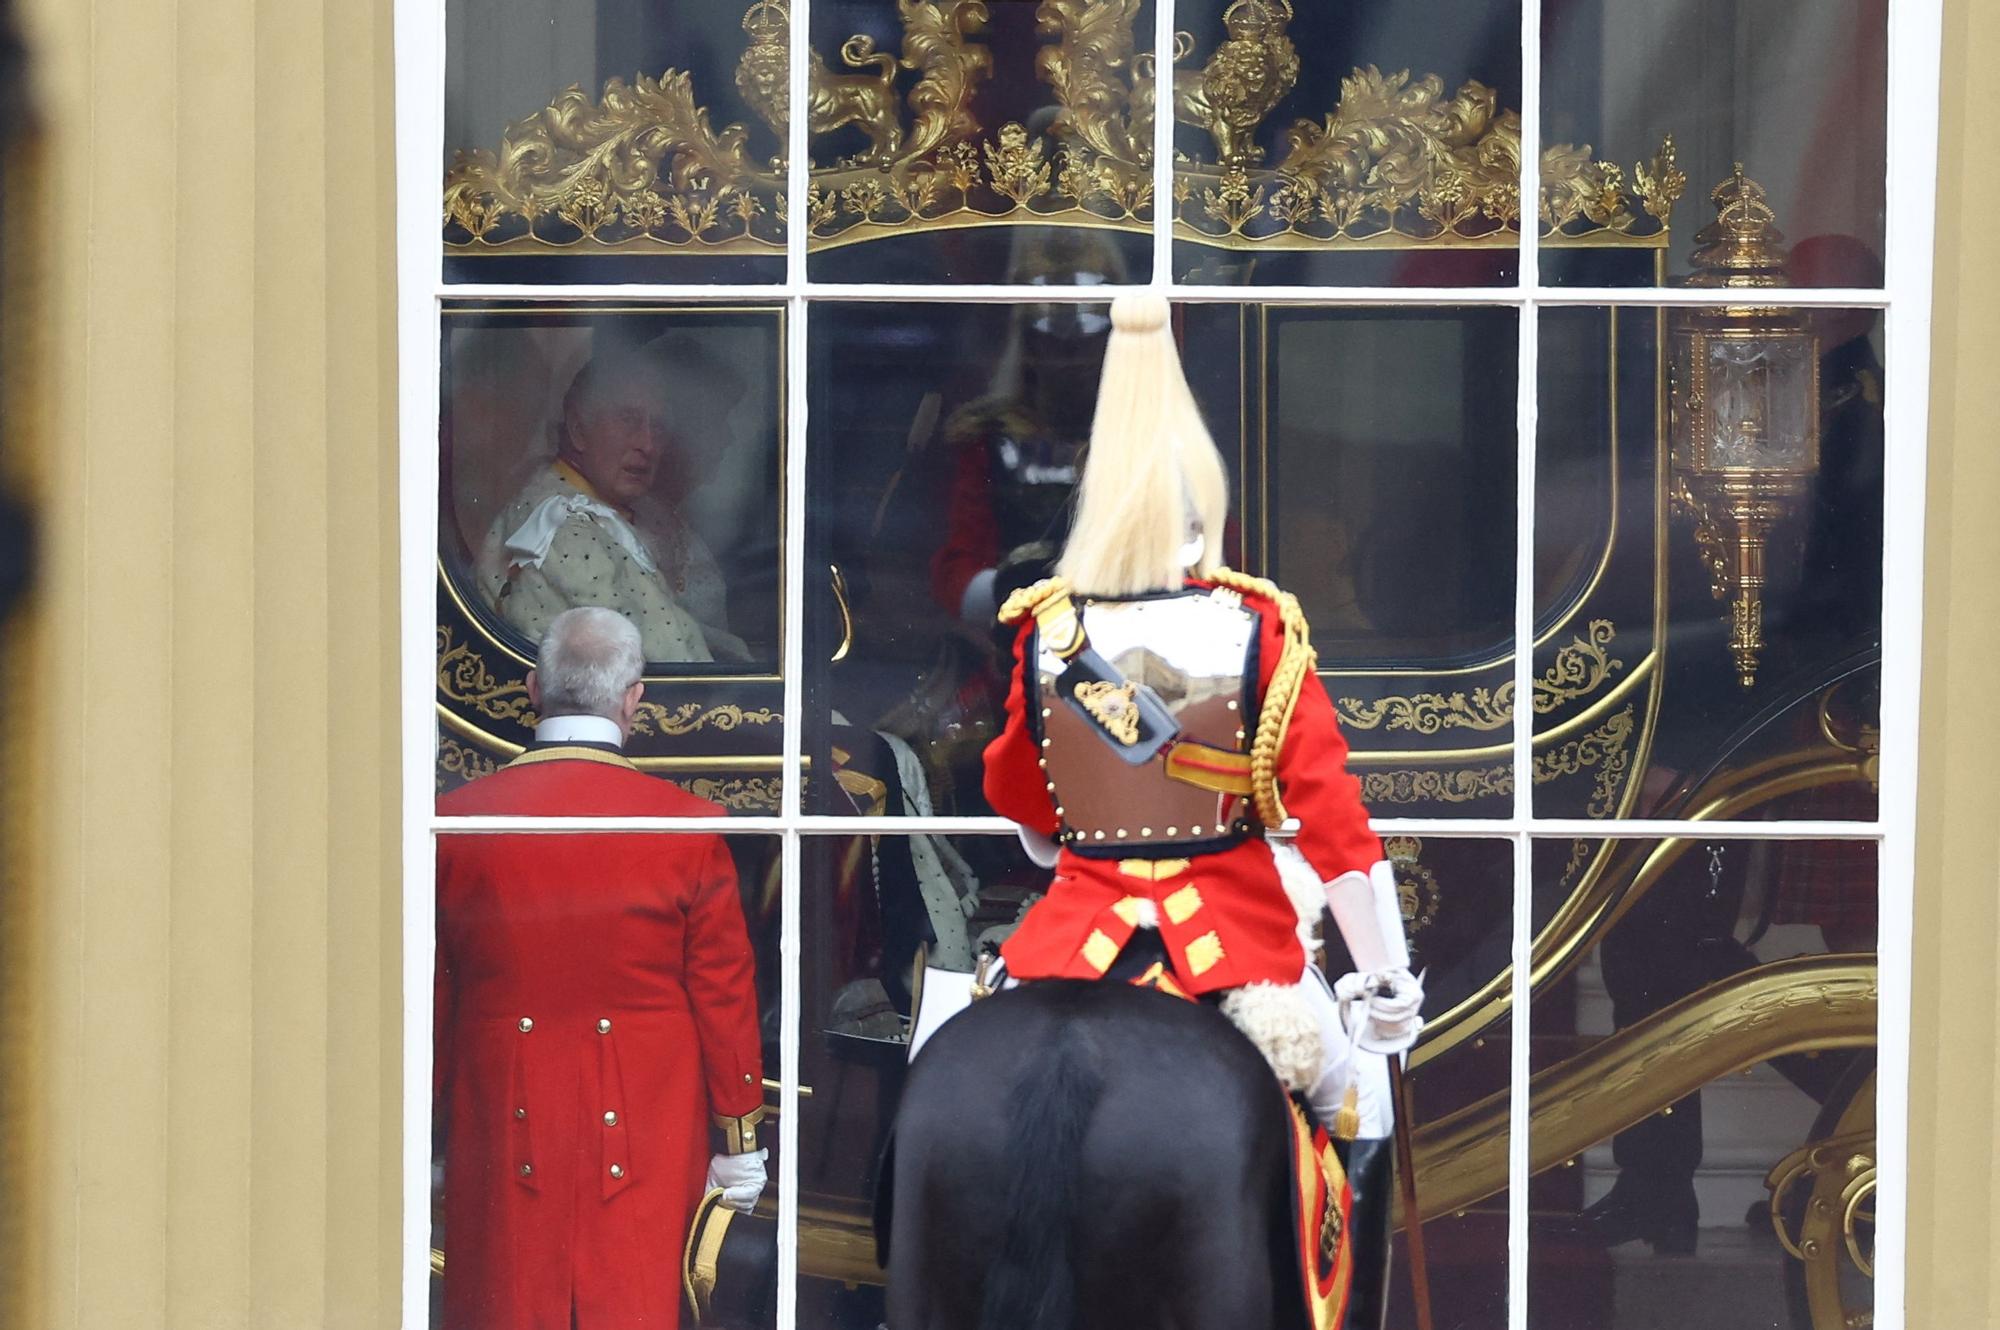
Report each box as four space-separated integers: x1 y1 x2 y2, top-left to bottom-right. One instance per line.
435 303 787 811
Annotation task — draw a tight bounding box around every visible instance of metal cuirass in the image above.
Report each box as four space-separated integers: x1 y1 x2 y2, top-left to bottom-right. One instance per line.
1035 588 1260 854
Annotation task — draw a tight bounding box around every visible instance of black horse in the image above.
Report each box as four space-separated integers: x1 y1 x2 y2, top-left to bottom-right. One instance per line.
877 976 1378 1330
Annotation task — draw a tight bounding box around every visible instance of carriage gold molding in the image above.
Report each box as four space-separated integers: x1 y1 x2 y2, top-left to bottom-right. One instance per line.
1335 619 1625 736
1410 954 1878 1221
441 0 1683 256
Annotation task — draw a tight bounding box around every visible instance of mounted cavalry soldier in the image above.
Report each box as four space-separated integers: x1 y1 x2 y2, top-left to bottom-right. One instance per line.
883 294 1426 1330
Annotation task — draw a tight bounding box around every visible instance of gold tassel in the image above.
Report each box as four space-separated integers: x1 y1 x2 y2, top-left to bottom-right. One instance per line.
1334 1081 1361 1142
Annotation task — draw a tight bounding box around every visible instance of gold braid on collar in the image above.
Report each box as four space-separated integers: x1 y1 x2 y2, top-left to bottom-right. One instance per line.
1207 567 1317 829
996 575 1072 625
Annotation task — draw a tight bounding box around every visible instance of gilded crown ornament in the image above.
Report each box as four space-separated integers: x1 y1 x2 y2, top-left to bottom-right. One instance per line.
441 0 1683 257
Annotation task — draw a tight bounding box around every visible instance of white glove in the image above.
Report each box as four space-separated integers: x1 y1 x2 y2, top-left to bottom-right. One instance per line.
706 1148 768 1214
1334 967 1425 1055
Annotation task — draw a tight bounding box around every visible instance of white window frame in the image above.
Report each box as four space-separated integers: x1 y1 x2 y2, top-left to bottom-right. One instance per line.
392 0 1943 1323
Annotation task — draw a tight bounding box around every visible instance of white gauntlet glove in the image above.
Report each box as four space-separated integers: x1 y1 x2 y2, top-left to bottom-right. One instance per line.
706 1148 769 1214
1334 967 1426 1055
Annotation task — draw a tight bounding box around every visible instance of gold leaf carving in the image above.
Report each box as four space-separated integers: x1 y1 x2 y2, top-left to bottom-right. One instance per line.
444 3 1670 257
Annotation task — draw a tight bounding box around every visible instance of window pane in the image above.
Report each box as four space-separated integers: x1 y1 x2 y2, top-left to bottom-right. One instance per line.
443 0 789 283
1528 837 1876 1330
805 0 1156 284
804 300 1517 818
431 832 784 1329
1541 0 1887 288
1170 0 1523 287
436 303 787 813
1532 306 1883 820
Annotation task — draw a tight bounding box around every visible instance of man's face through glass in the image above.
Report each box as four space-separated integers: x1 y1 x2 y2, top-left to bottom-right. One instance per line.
566 382 670 507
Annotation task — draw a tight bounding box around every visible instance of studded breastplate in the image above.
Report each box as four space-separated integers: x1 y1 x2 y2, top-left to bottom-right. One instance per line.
1034 588 1260 856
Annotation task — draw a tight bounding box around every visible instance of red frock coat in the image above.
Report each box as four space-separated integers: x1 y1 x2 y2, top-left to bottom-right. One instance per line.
984 579 1384 995
435 746 764 1330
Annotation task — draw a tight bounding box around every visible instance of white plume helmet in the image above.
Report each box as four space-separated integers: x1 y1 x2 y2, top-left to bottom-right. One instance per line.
1056 293 1229 596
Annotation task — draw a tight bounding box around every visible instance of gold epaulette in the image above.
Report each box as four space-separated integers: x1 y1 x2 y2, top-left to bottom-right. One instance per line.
1208 567 1319 828
996 575 1071 625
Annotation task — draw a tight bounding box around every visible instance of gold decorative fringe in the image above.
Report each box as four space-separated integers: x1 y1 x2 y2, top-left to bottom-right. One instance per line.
1208 567 1317 828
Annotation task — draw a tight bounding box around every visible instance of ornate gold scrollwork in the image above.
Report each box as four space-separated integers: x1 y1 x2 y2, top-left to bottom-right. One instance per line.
436 627 781 740
1336 621 1624 735
438 734 501 789
1353 701 1634 814
444 4 1679 256
1534 705 1635 819
437 626 534 723
675 776 784 813
1339 687 1512 735
1361 766 1511 806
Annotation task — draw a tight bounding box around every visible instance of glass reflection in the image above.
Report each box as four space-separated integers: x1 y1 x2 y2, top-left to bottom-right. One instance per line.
808 298 1523 819
431 832 782 1330
1170 0 1523 286
442 0 790 284
1541 0 1887 288
1528 837 1876 1330
1533 304 1883 820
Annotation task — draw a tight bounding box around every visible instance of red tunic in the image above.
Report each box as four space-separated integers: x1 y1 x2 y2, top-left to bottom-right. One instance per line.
435 747 764 1330
984 580 1383 995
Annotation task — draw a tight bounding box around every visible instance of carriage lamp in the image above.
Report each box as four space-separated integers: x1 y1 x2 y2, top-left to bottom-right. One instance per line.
1667 165 1821 688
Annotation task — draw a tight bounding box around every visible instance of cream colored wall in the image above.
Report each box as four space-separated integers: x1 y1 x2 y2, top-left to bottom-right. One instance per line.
19 0 401 1325
1909 1 2000 1325
7 0 1996 1325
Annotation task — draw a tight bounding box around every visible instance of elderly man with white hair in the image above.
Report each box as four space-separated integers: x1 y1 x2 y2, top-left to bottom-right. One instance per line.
479 349 749 664
434 607 767 1330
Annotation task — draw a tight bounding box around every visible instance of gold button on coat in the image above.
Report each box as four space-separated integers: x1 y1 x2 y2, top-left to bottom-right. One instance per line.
514 1107 526 1120
519 1163 533 1177
517 1017 533 1033
609 1164 624 1179
596 1018 611 1034
603 1111 618 1126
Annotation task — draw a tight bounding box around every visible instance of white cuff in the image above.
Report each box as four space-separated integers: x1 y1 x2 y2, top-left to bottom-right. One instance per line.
1016 824 1060 868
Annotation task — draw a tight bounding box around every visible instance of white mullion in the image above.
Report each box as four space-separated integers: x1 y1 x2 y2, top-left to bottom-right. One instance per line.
776 2 811 1326
394 0 446 1323
434 280 1894 308
1869 0 1945 1324
1151 0 1174 287
424 813 1890 839
1509 0 1544 1320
